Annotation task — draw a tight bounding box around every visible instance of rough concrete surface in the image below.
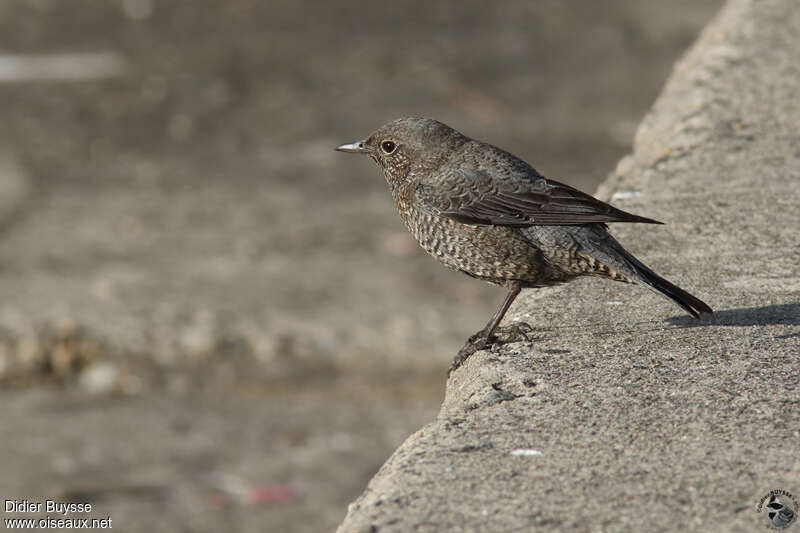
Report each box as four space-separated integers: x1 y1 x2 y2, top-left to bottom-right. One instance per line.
337 1 800 531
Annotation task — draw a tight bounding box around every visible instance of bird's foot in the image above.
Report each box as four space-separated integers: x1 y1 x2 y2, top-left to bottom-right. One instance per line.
448 322 536 376
449 332 488 376
491 322 536 343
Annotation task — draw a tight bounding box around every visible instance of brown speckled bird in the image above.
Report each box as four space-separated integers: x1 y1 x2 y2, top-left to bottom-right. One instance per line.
337 118 711 369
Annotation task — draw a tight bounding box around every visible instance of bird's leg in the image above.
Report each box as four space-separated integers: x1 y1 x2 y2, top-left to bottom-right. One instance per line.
449 281 523 375
479 281 522 347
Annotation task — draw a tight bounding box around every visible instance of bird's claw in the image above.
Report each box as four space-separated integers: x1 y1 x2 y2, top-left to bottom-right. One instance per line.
492 322 536 343
448 333 487 376
448 322 536 376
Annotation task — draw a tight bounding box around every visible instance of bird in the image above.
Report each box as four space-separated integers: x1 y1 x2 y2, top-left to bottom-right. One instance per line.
336 117 712 371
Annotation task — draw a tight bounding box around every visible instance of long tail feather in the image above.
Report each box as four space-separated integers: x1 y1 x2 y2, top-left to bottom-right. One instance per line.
622 251 712 319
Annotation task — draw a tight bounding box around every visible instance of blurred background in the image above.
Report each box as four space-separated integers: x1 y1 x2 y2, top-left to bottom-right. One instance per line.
0 1 721 531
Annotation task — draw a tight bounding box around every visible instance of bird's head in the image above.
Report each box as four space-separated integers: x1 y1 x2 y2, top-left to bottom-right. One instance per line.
336 117 468 185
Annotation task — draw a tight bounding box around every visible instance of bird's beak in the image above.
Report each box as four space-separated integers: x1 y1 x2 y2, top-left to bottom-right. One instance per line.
335 140 369 154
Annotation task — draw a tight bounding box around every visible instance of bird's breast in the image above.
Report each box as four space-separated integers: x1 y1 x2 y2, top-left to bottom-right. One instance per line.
395 202 551 284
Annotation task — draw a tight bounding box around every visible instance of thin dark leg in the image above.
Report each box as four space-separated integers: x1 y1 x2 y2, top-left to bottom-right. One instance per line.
479 281 522 347
449 281 523 375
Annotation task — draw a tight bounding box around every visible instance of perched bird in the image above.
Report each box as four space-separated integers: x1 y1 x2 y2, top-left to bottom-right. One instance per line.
336 118 711 370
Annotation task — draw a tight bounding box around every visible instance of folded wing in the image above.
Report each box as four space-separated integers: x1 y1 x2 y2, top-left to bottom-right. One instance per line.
414 167 661 226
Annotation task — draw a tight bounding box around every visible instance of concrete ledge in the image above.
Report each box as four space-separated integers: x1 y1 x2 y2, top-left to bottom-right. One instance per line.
337 0 800 531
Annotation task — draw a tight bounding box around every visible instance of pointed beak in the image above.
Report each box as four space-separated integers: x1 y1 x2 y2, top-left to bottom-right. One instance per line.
335 140 368 154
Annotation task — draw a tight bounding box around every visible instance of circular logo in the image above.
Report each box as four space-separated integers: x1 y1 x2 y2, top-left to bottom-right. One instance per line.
757 490 798 530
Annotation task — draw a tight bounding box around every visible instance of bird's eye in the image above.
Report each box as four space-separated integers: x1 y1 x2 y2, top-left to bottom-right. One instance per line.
381 140 396 154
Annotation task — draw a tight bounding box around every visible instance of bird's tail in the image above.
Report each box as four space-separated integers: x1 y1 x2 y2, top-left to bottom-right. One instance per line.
620 249 712 319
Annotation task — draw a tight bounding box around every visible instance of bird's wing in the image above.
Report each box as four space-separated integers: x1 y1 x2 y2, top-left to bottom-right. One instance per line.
414 167 662 226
